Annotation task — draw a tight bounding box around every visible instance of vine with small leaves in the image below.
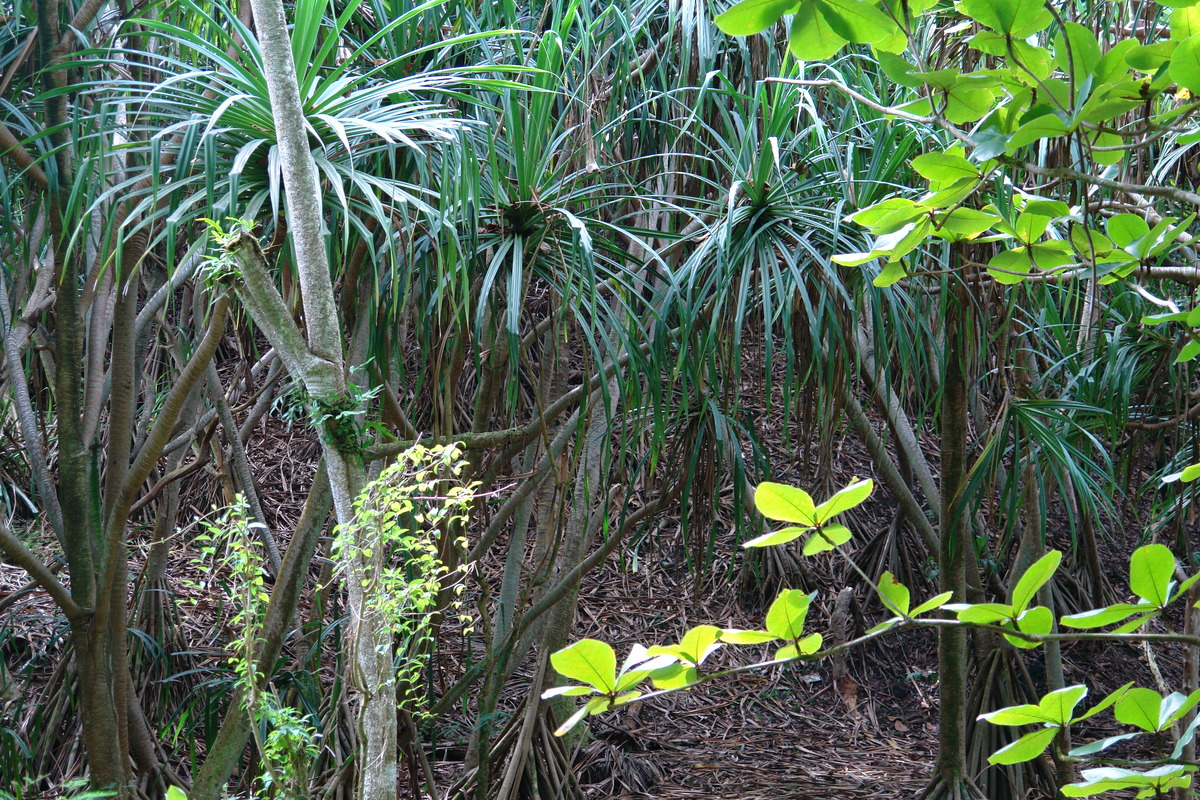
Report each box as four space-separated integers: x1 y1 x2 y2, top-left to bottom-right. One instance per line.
330 443 478 713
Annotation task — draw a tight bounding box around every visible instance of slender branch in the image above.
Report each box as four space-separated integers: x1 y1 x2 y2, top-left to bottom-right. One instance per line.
0 523 83 620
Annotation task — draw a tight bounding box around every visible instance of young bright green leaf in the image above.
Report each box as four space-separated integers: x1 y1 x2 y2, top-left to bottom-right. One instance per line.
1178 340 1200 363
944 85 995 124
1012 212 1050 245
720 629 780 644
877 571 911 616
167 787 188 800
910 591 955 617
677 625 723 665
765 589 813 640
775 632 824 660
1115 687 1166 732
754 482 817 525
1013 606 1054 644
714 0 798 35
872 261 908 286
987 247 1034 284
816 0 895 44
978 703 1054 726
649 663 699 689
988 726 1058 764
1171 34 1200 94
1069 732 1143 757
1159 688 1200 728
1061 603 1152 629
1062 765 1196 797
1011 550 1062 614
813 478 873 523
1007 114 1070 150
1053 21 1101 79
743 525 809 548
1129 544 1176 607
541 685 597 699
957 602 1015 624
788 0 848 60
960 0 1051 37
1107 213 1150 247
1073 683 1134 722
553 699 596 736
802 523 853 555
912 152 978 183
935 207 998 240
550 639 617 693
1039 685 1088 725
1163 463 1200 484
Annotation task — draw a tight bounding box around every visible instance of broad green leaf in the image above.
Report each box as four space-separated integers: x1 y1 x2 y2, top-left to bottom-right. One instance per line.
960 0 1051 37
743 526 809 548
1164 463 1200 484
978 703 1054 726
813 478 873 523
802 523 853 555
765 589 812 640
788 0 848 60
649 663 699 689
935 207 998 240
1107 213 1150 248
1012 212 1050 244
1127 40 1178 72
1115 687 1165 731
1159 688 1200 728
1086 130 1123 165
988 726 1058 764
1014 606 1054 641
1061 603 1151 629
912 152 978 183
876 51 922 86
720 629 779 644
754 482 817 525
618 650 681 691
1011 550 1062 614
1178 340 1200 363
1062 765 1196 797
1070 226 1114 258
911 591 955 616
1053 21 1101 79
877 571 911 616
1039 685 1088 725
550 639 617 693
1129 544 1176 607
945 85 995 124
1008 113 1069 149
816 0 896 44
1069 732 1143 757
1073 683 1134 722
850 197 921 228
677 625 723 665
775 632 824 660
541 685 596 698
1019 199 1070 218
1177 4 1200 40
873 261 908 286
553 697 603 736
168 788 188 800
988 247 1034 284
1171 34 1200 93
957 602 1015 624
715 0 797 35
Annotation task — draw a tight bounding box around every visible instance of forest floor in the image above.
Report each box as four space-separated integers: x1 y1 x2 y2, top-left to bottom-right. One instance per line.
0 378 1187 800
